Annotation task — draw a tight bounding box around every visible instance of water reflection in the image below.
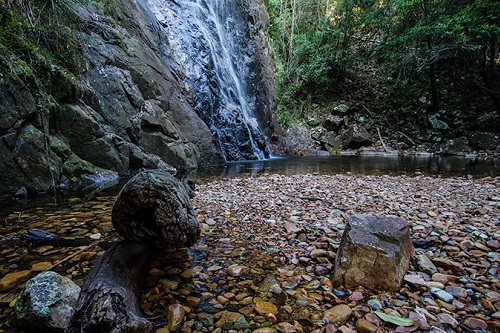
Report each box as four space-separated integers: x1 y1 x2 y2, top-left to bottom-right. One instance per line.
1 155 498 215
201 155 500 179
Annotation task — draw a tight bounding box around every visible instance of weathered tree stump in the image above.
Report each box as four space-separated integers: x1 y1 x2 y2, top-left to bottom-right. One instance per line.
65 240 152 333
66 170 200 333
111 170 200 248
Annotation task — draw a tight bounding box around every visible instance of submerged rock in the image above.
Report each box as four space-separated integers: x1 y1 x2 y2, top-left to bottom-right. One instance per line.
333 215 414 291
166 303 186 332
14 271 80 332
0 270 31 293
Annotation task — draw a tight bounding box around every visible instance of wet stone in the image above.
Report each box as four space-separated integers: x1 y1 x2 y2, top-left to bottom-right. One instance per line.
166 304 185 332
154 328 169 333
30 262 52 272
215 311 249 330
14 271 80 331
0 270 31 292
252 328 276 333
275 322 297 333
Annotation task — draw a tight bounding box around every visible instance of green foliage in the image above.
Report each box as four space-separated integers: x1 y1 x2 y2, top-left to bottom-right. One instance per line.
374 311 414 327
267 0 500 128
0 0 84 87
267 0 351 127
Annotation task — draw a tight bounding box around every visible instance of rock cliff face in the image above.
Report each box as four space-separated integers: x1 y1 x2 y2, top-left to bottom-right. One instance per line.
145 0 275 160
0 0 275 198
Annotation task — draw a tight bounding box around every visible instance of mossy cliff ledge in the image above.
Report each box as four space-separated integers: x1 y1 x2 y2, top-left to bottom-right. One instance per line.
0 0 276 198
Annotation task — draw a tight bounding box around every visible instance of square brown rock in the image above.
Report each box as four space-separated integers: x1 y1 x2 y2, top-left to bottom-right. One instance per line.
333 214 414 291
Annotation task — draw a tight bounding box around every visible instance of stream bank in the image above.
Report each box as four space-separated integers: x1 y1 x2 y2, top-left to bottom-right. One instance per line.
0 173 499 332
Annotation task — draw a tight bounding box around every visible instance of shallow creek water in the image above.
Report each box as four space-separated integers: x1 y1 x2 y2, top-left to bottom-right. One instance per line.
0 156 499 332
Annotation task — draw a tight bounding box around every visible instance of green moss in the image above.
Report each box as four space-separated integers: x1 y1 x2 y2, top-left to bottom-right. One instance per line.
394 251 401 266
0 0 84 88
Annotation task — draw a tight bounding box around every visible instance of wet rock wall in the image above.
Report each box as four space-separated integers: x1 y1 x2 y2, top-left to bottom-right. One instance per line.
0 0 276 198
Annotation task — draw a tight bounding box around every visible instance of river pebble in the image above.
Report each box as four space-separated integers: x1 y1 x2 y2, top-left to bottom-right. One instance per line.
1 173 499 333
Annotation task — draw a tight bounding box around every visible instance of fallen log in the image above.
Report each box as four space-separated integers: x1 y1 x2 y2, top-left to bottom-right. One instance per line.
111 170 200 248
65 240 152 333
65 170 200 333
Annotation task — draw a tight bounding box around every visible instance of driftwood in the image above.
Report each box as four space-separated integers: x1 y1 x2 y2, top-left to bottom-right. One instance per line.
65 170 200 333
376 127 389 152
65 240 153 333
111 170 200 248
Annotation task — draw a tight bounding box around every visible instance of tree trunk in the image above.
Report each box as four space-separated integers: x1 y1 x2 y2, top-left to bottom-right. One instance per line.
483 38 500 111
422 0 439 112
287 0 296 73
65 240 152 333
428 61 439 112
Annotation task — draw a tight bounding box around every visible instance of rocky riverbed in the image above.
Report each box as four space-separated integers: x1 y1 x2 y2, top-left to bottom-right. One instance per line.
0 173 499 332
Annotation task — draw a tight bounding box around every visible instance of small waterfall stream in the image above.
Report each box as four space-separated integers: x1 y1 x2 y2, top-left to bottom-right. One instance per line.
145 0 270 161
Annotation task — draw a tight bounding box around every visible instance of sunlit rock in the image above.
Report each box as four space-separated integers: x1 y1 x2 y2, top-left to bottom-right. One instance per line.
333 214 414 291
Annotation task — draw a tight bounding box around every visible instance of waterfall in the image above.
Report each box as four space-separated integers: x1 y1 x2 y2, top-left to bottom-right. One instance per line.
144 0 270 161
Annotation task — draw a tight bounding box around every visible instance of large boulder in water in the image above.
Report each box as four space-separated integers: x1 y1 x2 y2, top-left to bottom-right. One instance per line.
111 170 200 248
14 271 81 332
333 215 414 291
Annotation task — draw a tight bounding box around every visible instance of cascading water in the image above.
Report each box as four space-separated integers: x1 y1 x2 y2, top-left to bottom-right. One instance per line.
144 0 270 161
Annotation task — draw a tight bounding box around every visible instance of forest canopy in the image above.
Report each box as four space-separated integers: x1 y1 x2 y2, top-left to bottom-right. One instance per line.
266 0 500 130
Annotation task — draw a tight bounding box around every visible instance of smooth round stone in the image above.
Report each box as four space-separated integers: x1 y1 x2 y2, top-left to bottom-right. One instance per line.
166 304 185 332
275 322 297 333
366 299 383 310
255 300 278 315
464 317 487 330
426 281 445 289
226 265 249 277
445 286 467 298
430 288 454 303
349 291 364 302
322 304 352 324
355 318 378 333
